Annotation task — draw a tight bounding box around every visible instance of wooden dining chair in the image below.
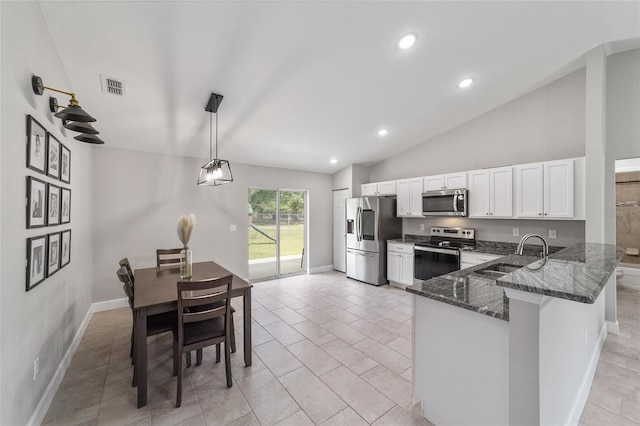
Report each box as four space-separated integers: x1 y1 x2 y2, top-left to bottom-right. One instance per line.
156 248 182 269
119 258 136 360
116 267 178 386
174 275 233 407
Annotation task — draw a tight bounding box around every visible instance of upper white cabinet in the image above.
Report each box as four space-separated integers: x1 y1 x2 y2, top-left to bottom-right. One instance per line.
361 181 397 197
514 158 574 218
397 178 424 217
423 172 467 192
361 183 378 197
468 166 513 218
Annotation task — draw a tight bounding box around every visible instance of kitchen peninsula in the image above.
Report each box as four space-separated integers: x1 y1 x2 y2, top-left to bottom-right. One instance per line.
407 242 625 425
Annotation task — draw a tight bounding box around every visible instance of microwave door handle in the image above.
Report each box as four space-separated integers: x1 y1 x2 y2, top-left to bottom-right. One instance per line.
453 195 458 212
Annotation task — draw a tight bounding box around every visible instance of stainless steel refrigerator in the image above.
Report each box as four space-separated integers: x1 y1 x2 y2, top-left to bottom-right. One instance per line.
345 197 402 285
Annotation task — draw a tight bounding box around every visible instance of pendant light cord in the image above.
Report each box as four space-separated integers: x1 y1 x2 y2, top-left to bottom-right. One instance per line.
215 108 219 160
209 110 213 161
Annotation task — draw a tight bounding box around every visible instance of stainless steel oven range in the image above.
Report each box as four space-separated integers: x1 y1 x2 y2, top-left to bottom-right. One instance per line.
413 227 475 284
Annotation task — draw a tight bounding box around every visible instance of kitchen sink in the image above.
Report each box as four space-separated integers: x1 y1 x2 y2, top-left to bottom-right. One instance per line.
473 263 522 278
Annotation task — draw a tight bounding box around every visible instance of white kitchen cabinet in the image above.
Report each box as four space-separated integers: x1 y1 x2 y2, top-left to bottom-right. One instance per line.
423 172 467 192
361 180 397 197
361 183 378 197
396 178 424 217
544 159 574 218
460 252 502 270
468 167 513 218
514 159 574 219
387 242 414 287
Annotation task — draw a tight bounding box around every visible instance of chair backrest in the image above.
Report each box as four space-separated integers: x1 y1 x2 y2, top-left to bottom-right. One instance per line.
116 267 134 309
176 275 233 341
156 248 182 269
119 257 134 284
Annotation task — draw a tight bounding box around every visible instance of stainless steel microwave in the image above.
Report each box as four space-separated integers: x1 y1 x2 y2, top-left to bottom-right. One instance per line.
422 189 468 216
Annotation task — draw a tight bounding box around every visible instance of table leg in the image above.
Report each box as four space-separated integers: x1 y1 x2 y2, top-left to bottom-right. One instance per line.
243 288 252 366
134 307 148 408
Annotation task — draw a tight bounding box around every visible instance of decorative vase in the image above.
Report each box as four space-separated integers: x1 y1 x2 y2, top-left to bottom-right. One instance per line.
180 246 192 279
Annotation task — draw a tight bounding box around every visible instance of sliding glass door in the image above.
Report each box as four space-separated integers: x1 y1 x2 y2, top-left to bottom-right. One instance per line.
248 189 306 281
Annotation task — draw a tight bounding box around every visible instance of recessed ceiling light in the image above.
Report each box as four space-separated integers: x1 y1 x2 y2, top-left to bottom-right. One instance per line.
458 78 474 88
397 34 417 50
377 129 389 136
330 158 338 164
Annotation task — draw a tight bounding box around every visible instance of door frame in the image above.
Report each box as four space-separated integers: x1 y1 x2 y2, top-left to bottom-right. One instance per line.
248 187 308 281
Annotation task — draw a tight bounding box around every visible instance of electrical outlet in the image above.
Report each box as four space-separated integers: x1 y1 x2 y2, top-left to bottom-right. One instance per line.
419 224 425 231
229 224 237 232
512 228 520 237
549 229 557 239
33 357 39 381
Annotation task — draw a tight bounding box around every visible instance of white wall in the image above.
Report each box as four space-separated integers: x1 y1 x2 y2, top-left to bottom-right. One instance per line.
607 49 640 162
92 147 333 302
1 3 94 424
539 289 606 425
367 69 587 245
369 69 586 182
404 217 585 248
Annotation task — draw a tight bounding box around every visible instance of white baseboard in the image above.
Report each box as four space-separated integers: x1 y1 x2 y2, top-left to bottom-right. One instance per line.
607 320 620 335
27 297 128 426
565 323 607 426
309 265 334 274
92 297 128 312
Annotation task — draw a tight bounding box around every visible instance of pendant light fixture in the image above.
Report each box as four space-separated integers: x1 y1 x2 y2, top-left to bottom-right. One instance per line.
197 93 233 186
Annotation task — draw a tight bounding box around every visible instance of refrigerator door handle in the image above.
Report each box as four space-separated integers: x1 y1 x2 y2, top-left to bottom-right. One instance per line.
356 207 362 242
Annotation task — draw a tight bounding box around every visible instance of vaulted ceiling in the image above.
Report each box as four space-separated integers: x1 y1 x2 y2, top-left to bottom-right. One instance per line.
39 1 640 173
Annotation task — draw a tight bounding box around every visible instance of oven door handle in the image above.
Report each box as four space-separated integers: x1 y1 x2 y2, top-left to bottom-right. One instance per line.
414 247 460 256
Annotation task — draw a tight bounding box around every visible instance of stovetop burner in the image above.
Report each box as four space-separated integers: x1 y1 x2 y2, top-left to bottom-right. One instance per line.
414 227 476 250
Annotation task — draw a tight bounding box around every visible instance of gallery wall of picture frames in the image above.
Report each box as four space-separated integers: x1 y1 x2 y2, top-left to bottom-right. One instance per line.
25 115 72 291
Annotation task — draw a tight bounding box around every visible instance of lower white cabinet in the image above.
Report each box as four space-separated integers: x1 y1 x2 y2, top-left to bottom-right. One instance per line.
460 252 502 270
387 242 414 287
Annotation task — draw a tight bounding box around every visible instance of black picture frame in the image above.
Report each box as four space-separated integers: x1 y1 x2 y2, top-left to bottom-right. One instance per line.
60 143 71 184
47 133 61 180
47 183 61 226
26 115 47 175
61 188 71 224
26 176 47 228
26 235 47 291
47 232 61 277
60 229 71 268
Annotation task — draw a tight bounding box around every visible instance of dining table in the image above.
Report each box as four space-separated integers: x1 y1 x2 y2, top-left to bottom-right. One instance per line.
133 261 252 408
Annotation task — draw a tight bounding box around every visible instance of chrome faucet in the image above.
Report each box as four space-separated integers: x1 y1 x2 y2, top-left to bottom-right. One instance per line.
515 233 549 257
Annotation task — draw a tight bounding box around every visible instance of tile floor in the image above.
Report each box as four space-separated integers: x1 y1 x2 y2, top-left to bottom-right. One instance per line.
43 272 639 426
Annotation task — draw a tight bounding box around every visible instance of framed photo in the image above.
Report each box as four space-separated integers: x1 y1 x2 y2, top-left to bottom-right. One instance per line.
26 176 47 228
47 133 61 180
60 144 71 184
47 184 61 226
26 235 47 291
26 115 47 174
47 232 61 277
61 188 71 224
60 230 71 268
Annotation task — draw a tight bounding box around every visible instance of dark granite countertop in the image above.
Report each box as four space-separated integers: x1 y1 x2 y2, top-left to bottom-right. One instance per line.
387 235 430 244
406 255 539 321
406 242 625 321
495 243 625 303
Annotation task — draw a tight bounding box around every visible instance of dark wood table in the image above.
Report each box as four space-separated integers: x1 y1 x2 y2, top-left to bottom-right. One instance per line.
133 261 252 408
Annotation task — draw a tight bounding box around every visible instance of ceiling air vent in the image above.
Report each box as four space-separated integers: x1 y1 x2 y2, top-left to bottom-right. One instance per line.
100 75 126 96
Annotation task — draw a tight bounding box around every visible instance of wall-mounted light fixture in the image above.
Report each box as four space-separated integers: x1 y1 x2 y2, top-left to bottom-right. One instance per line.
197 93 233 186
32 75 104 144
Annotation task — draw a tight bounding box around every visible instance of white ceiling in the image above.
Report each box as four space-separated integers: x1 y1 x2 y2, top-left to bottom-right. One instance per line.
39 1 640 174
